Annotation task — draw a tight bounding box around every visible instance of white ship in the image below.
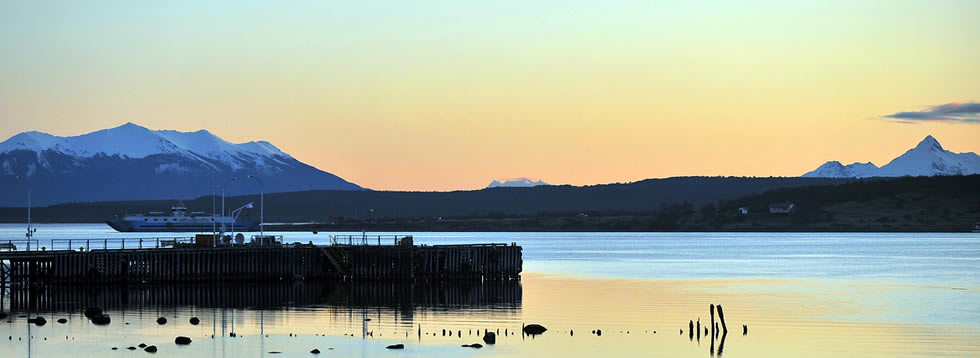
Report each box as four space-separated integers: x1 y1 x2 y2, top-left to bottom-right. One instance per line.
106 201 257 233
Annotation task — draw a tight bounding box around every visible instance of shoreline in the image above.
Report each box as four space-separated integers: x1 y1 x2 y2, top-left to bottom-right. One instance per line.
0 221 973 233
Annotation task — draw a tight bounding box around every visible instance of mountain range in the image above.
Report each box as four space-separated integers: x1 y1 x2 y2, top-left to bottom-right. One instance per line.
802 135 980 178
487 177 550 188
0 123 361 206
3 124 977 208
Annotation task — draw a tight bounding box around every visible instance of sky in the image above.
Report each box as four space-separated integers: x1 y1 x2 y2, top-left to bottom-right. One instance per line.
1 1 978 191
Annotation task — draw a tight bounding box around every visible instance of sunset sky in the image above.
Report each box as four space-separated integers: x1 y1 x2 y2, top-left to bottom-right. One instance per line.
1 1 978 191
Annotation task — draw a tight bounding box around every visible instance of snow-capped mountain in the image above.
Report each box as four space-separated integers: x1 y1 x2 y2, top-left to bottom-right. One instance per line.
802 135 980 178
487 177 550 188
0 123 292 168
0 123 362 206
803 161 880 178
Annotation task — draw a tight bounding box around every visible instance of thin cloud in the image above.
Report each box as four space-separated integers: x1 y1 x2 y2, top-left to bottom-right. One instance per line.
883 102 980 124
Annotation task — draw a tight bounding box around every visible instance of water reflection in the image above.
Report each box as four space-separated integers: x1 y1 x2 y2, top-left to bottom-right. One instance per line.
2 280 523 313
1 280 522 358
2 274 979 357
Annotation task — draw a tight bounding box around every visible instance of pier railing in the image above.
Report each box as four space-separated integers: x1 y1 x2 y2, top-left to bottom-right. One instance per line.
0 239 41 252
330 234 413 246
49 237 196 251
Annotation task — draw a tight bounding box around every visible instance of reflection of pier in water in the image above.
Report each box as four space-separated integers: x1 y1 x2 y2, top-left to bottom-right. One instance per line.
1 280 522 315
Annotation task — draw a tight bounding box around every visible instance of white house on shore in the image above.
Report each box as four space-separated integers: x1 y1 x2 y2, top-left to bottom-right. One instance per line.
769 201 796 214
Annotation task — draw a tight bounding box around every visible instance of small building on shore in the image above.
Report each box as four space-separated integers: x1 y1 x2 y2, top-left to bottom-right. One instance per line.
769 201 796 214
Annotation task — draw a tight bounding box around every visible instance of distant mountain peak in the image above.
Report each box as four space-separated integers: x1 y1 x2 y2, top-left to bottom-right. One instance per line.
118 121 146 129
487 177 549 188
805 161 879 178
914 135 943 151
803 135 979 178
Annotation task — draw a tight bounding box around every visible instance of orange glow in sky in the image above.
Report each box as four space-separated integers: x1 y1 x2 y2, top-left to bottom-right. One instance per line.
1 1 978 190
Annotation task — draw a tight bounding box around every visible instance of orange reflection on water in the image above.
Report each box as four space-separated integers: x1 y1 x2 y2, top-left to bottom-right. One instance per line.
1 274 978 357
518 273 980 357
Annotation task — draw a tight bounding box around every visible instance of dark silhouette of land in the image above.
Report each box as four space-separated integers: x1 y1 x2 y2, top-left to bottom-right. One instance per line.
1 175 977 232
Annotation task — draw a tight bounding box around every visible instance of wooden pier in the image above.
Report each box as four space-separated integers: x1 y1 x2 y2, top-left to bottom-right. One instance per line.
0 237 522 285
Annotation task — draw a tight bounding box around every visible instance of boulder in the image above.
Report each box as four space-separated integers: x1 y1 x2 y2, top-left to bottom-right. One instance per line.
91 315 111 326
138 343 147 348
385 344 405 349
189 317 200 325
175 336 192 345
144 345 157 353
57 318 68 324
156 317 167 325
482 332 496 345
83 308 103 319
523 324 547 335
28 317 47 326
126 346 137 350
310 349 321 354
462 343 483 348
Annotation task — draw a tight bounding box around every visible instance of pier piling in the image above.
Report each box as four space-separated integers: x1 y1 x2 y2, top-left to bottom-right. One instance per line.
0 241 522 284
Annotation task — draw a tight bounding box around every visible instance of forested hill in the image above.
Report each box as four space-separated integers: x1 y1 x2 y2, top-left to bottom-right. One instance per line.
706 174 980 231
0 177 851 223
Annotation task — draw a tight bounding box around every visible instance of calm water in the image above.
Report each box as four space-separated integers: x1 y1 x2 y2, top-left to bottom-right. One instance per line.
1 224 979 357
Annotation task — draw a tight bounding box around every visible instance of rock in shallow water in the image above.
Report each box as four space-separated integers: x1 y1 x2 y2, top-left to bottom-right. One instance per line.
482 332 496 344
189 317 200 325
386 344 405 349
523 324 547 335
57 318 68 324
28 317 47 326
462 343 483 349
175 336 192 345
156 317 167 325
84 308 103 319
91 315 111 326
144 345 158 353
310 349 321 354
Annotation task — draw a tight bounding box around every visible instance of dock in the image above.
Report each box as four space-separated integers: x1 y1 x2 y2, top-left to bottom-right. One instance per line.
0 235 522 286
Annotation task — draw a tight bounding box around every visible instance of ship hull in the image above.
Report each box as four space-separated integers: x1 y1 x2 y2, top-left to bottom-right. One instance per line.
106 220 259 233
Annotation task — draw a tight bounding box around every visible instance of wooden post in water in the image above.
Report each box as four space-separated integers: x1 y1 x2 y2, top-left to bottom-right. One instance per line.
718 328 728 356
696 318 700 341
716 304 729 334
710 304 715 343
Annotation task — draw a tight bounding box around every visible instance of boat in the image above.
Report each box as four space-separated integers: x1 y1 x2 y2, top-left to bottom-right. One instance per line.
106 201 258 233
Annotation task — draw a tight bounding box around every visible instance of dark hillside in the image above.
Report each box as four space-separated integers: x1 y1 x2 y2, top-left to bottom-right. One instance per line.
0 177 850 223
